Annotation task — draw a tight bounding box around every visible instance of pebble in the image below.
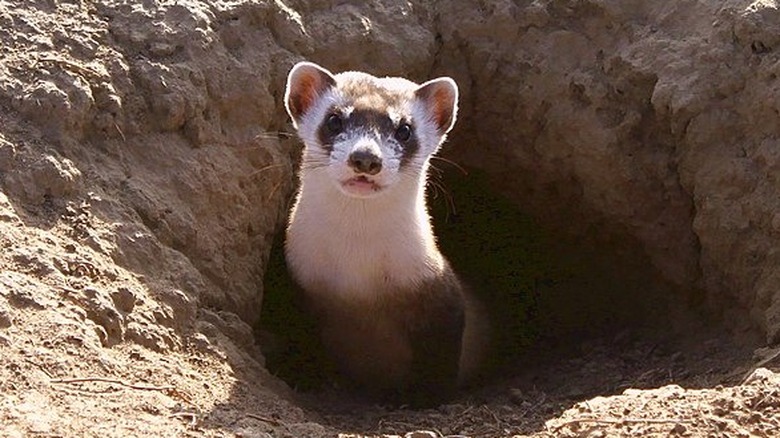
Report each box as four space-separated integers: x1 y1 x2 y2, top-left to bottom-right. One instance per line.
0 308 12 328
405 431 436 438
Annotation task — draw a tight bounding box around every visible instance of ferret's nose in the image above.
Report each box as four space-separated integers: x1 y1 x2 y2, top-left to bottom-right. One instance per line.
348 150 382 175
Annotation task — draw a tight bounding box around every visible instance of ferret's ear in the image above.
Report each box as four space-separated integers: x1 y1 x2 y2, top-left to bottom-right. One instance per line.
285 62 337 125
415 77 459 134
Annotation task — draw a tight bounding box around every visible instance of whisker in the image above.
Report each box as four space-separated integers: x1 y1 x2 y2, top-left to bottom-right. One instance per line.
301 156 330 165
419 162 459 221
428 178 458 221
428 162 445 180
212 161 288 180
431 155 468 176
254 131 297 140
300 165 329 171
300 161 330 171
246 163 287 178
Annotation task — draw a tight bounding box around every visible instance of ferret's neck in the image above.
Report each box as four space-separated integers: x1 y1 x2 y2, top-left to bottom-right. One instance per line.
296 169 433 240
287 166 445 293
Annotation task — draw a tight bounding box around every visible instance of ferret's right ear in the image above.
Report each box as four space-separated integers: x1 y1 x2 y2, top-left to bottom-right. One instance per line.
415 77 459 135
285 62 337 126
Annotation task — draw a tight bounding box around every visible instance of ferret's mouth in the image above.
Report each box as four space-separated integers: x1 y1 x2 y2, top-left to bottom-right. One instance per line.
341 175 383 196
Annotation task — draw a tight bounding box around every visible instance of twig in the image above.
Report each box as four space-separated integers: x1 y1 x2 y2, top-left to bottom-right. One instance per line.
24 358 54 379
741 348 780 384
50 377 174 392
698 406 714 430
51 384 118 396
753 388 778 410
254 131 296 140
245 413 283 427
551 416 692 432
114 121 126 142
482 405 503 429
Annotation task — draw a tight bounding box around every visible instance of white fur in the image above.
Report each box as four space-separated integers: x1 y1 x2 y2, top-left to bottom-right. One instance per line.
285 69 454 300
286 165 445 299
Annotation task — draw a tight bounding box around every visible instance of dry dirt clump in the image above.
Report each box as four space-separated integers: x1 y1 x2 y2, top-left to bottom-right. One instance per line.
1 0 780 437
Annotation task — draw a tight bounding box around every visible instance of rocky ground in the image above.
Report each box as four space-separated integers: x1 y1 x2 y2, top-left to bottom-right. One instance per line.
2 0 780 437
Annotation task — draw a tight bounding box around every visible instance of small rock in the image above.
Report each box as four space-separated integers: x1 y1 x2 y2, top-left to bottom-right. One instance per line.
564 385 587 399
12 249 56 277
0 308 12 328
748 412 765 424
743 367 774 385
199 308 254 348
11 154 83 205
27 416 52 435
151 93 187 131
509 388 526 404
658 384 685 397
573 401 591 413
195 320 220 339
0 137 16 172
111 286 137 313
149 41 178 57
405 431 436 438
7 287 47 310
160 288 196 323
125 319 178 352
92 324 109 347
0 192 20 223
189 332 211 350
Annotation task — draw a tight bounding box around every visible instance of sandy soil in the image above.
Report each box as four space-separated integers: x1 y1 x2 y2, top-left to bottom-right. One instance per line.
2 1 780 437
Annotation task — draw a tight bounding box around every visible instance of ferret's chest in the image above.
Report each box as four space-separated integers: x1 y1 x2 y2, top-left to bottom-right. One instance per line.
285 203 442 298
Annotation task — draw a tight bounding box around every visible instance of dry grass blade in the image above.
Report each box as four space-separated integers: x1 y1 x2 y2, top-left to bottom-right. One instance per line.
50 377 175 392
245 413 284 426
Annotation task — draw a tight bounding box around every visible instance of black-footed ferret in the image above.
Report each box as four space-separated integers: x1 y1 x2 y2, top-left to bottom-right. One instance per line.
283 61 486 403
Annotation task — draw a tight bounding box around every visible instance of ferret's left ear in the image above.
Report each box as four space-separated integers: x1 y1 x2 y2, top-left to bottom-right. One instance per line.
415 77 459 134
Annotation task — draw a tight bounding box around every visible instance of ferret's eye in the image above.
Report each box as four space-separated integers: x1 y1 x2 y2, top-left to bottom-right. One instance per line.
395 123 412 142
325 114 343 134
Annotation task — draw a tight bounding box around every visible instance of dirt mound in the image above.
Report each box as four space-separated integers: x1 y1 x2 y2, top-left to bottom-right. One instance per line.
1 0 780 437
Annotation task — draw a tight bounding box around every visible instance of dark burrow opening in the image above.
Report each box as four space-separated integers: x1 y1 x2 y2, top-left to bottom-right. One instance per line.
258 161 753 430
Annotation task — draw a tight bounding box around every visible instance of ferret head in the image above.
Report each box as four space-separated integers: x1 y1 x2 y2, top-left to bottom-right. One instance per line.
285 62 458 199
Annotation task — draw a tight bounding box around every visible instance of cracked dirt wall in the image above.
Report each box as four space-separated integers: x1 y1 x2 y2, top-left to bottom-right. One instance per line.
434 0 780 341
